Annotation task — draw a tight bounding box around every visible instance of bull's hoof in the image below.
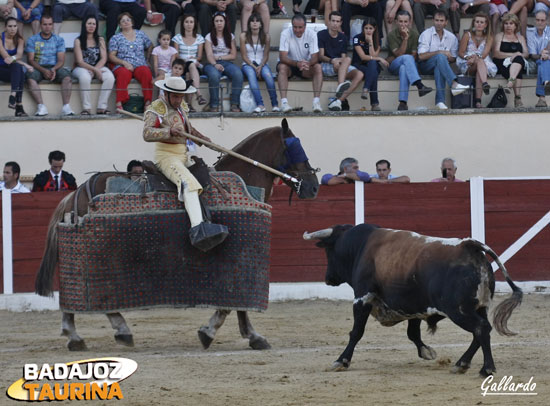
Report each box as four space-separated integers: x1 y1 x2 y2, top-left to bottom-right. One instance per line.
114 334 134 347
249 336 271 350
67 339 88 351
327 360 349 372
198 327 214 349
451 362 470 374
420 345 437 360
479 367 496 378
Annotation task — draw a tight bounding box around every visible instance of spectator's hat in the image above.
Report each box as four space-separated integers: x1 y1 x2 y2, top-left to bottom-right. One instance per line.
155 77 196 94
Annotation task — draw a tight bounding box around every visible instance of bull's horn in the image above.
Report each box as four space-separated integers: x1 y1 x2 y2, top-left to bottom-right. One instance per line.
303 228 333 240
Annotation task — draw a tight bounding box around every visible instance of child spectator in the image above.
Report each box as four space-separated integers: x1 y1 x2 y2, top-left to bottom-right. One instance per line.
15 0 43 35
152 29 177 82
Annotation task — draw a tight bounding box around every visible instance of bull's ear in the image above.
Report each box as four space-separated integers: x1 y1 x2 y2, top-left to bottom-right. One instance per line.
281 118 289 134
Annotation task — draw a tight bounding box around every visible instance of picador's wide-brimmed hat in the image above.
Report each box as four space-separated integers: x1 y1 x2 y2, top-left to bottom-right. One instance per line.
155 76 196 94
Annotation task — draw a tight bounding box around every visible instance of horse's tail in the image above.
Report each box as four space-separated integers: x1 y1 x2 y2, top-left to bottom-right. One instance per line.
35 192 73 297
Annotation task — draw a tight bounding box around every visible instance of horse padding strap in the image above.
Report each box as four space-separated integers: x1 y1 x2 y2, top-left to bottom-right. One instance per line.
57 172 272 313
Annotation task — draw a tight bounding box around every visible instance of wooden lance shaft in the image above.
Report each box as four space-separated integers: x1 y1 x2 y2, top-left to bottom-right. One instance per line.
117 108 300 184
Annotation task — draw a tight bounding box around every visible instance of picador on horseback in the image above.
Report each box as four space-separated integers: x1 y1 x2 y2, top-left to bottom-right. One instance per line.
142 76 229 251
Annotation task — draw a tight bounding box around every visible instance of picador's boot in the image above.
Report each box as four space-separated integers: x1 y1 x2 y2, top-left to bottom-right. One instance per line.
183 186 228 252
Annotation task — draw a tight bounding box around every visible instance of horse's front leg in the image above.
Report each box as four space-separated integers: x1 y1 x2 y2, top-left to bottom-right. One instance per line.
61 312 87 351
237 311 271 350
107 312 134 347
198 310 231 349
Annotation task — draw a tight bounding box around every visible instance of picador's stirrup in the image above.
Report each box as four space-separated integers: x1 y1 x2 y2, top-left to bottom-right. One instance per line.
189 222 229 252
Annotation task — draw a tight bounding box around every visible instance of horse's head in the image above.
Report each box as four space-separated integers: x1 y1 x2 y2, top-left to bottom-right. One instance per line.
278 119 319 200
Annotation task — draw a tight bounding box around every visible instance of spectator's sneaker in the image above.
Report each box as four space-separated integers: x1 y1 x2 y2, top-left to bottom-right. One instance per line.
341 99 350 111
61 104 75 116
272 106 281 112
328 98 342 111
335 80 351 98
281 101 293 113
435 102 448 110
536 98 547 108
451 83 469 96
35 104 48 116
371 104 381 111
312 100 322 112
253 106 266 113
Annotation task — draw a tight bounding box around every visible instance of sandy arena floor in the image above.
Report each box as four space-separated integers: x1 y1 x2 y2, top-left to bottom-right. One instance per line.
1 294 548 405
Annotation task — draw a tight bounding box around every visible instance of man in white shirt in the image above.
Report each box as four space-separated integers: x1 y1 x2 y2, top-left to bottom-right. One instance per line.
527 10 550 107
417 10 469 109
0 162 30 193
277 13 324 113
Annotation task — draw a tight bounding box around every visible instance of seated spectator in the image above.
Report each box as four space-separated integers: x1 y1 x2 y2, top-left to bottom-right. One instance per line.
127 159 144 180
321 157 371 185
1 161 30 193
386 10 432 111
370 159 410 183
431 157 464 182
412 0 451 34
108 12 153 111
240 0 270 33
172 14 207 107
240 13 279 112
534 0 550 16
318 11 363 112
448 1 491 37
15 0 43 35
508 0 534 37
341 0 384 44
26 14 74 116
0 16 30 116
0 0 17 22
32 150 77 191
487 0 509 33
203 11 243 112
73 15 115 115
492 13 528 107
527 10 550 107
277 13 323 113
152 0 200 36
100 0 152 42
52 0 98 35
456 12 497 108
384 0 413 32
417 10 469 110
198 0 238 35
351 17 388 111
152 29 177 83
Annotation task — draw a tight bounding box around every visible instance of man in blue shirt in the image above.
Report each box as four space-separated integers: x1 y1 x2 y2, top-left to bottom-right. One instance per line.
25 14 74 116
321 157 371 185
527 10 550 107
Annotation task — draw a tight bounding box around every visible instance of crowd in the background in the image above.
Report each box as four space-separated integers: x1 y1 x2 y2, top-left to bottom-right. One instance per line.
1 0 550 116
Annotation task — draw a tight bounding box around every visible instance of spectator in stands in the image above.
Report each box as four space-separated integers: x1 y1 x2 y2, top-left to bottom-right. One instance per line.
278 13 323 113
321 157 371 185
487 0 508 34
127 159 144 180
417 10 469 110
431 157 464 182
198 0 238 35
527 10 550 107
351 17 388 111
456 12 497 108
341 0 384 44
172 14 208 107
152 0 199 36
384 0 413 33
240 13 279 112
0 16 29 116
108 12 154 111
52 0 98 35
100 0 153 42
534 0 550 16
1 161 30 193
386 10 432 111
203 11 243 112
412 0 451 35
508 0 534 37
73 16 115 115
449 1 491 37
492 13 528 107
152 29 177 83
32 150 77 192
240 0 270 34
0 0 17 22
318 11 363 112
26 14 75 116
14 0 43 35
370 159 410 183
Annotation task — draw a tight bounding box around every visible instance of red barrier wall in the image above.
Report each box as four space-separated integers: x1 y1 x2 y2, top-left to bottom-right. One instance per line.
2 181 549 293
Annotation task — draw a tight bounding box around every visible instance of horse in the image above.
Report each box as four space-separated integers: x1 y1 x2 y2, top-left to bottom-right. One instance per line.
35 118 319 351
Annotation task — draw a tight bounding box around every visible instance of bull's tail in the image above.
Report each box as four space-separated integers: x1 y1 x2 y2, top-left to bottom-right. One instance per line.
35 193 73 297
468 240 523 336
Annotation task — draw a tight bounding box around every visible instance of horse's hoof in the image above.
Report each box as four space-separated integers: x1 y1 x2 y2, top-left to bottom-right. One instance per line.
420 345 437 360
198 327 214 349
249 336 271 350
115 334 134 347
67 339 87 351
451 363 470 374
327 360 349 372
479 367 496 378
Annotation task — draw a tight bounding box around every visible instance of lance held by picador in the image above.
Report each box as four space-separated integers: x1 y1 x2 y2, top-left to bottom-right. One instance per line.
142 76 228 251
